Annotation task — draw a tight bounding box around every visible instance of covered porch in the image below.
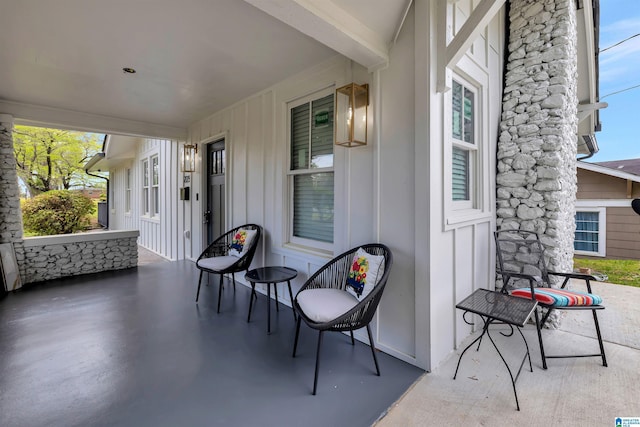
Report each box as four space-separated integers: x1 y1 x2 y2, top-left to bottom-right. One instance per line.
1 259 638 426
0 260 423 427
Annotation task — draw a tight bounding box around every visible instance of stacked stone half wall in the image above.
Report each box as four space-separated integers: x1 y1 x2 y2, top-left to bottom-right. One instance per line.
1 113 139 288
19 231 139 284
496 0 578 283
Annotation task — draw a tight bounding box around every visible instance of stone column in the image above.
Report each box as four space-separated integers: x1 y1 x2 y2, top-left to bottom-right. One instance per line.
496 0 578 320
0 113 26 288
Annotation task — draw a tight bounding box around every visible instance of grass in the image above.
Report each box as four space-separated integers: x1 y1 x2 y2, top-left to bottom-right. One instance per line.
574 258 640 288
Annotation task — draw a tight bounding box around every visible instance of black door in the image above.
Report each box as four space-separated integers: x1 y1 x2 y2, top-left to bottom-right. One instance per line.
205 140 225 245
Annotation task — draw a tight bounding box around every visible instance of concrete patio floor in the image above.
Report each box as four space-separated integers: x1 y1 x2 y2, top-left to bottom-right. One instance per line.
376 280 640 426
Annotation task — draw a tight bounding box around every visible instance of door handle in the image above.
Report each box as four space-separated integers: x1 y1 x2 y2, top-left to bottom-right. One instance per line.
203 210 211 224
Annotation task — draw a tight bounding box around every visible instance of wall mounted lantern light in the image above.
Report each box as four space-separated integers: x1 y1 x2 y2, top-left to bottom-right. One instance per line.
335 83 369 147
182 143 197 172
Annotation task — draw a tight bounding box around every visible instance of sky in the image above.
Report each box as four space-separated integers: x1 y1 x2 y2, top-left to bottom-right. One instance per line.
588 0 640 162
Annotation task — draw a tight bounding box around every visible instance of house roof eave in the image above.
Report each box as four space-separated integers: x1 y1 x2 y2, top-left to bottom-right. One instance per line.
578 161 640 183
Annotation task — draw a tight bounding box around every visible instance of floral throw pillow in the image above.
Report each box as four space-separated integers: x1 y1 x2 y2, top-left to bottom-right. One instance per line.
346 248 386 300
228 228 257 258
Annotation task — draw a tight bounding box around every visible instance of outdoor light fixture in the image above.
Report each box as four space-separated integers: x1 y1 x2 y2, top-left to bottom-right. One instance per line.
182 143 197 172
335 83 369 147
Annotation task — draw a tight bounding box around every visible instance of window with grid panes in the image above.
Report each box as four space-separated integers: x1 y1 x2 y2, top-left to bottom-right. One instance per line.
574 209 605 256
142 159 149 215
451 78 477 208
125 168 131 213
288 91 334 246
151 155 159 217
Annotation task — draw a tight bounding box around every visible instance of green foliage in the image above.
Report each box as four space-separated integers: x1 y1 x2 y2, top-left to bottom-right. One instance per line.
13 125 104 196
574 258 640 288
22 190 96 236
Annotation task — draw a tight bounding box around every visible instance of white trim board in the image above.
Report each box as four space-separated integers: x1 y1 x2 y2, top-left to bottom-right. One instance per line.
576 199 635 208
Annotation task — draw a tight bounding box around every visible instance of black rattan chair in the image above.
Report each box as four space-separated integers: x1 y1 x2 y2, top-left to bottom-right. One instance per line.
495 229 607 369
292 243 393 394
195 224 261 313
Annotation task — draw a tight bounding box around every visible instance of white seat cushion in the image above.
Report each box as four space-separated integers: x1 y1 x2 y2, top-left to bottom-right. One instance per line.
296 288 359 323
196 256 238 271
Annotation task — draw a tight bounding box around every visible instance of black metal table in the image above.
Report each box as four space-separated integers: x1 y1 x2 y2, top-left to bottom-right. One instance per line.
453 288 538 410
245 266 297 334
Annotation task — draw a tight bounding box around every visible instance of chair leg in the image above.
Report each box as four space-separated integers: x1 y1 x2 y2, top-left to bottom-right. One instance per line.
313 330 324 395
195 270 204 303
592 309 608 367
292 315 302 357
350 331 355 345
366 324 380 376
534 309 547 370
232 273 236 291
217 274 224 313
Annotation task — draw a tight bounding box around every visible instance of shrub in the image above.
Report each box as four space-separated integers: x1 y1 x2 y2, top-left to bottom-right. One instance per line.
22 190 96 235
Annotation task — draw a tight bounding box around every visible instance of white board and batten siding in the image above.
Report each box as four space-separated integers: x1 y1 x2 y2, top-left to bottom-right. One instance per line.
180 1 504 371
414 0 503 369
185 55 384 350
109 138 183 261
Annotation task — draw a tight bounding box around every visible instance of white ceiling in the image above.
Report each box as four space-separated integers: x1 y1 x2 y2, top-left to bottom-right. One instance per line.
0 0 409 138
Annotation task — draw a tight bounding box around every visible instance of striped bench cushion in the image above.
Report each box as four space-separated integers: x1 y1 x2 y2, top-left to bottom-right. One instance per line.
511 287 602 307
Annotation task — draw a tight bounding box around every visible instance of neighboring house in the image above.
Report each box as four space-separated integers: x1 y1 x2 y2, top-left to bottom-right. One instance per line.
576 161 640 259
0 0 602 373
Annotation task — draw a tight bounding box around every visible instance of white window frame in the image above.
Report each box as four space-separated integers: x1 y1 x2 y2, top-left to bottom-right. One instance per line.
151 155 159 218
125 168 131 214
286 87 335 253
451 78 477 210
444 61 491 229
142 159 150 216
574 206 606 257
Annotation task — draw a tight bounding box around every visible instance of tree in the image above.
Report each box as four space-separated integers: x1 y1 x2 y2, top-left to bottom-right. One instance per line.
13 125 104 196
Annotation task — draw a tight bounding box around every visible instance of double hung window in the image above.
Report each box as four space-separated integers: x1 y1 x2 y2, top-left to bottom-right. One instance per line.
288 90 334 249
142 155 159 218
451 78 477 209
574 209 605 256
125 168 131 214
151 155 159 217
142 160 150 216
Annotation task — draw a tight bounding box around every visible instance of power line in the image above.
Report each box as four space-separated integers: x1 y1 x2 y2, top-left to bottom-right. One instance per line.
601 83 640 99
600 33 640 53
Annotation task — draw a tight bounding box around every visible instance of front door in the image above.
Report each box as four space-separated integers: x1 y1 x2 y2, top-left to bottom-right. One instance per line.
205 140 225 245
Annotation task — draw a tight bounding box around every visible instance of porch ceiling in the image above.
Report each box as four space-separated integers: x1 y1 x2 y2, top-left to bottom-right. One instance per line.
0 0 407 139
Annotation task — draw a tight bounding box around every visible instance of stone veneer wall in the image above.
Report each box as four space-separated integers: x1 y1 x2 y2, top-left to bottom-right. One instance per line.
19 231 139 284
496 0 578 293
0 114 27 286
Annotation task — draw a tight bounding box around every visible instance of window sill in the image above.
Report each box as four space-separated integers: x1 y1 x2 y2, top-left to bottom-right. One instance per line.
445 210 492 230
281 242 334 261
574 250 606 258
141 216 160 224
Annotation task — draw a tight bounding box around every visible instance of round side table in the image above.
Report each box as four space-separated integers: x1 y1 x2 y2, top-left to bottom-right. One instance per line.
245 266 297 333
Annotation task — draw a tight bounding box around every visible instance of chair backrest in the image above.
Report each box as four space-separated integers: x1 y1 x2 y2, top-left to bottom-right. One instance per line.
495 229 550 291
199 224 262 270
299 243 393 329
